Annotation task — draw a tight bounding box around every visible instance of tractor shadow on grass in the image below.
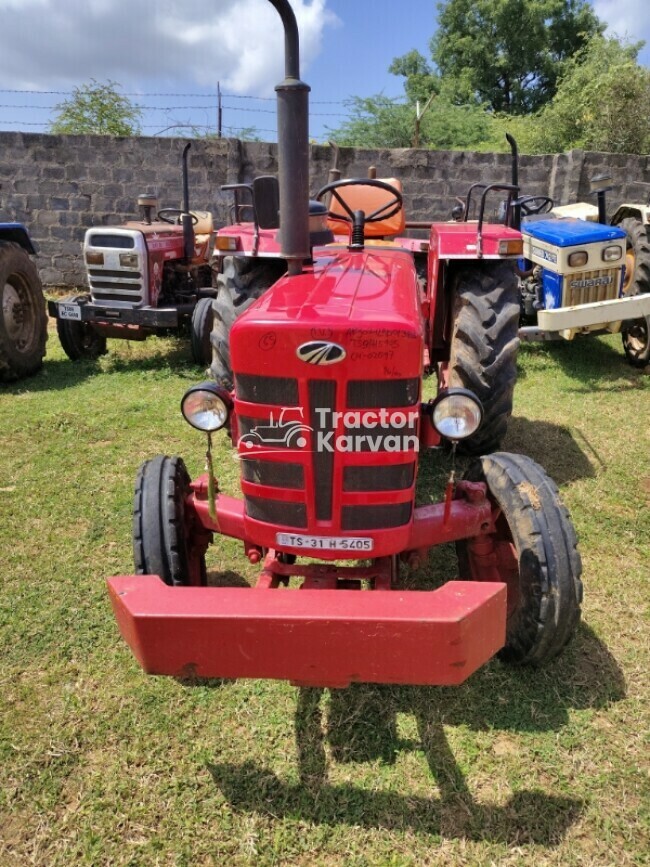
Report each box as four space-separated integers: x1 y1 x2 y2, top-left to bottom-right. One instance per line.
207 625 624 844
519 335 648 390
3 337 202 394
416 416 595 504
503 417 598 484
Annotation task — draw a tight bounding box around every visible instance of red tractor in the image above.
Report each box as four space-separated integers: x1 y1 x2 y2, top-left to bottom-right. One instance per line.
47 144 215 366
107 0 582 688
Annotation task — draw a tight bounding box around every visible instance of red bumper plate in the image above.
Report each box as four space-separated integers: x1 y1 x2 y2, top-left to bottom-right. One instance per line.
107 576 506 687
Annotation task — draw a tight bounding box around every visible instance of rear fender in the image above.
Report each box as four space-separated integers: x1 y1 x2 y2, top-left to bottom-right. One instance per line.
0 223 37 255
610 205 650 227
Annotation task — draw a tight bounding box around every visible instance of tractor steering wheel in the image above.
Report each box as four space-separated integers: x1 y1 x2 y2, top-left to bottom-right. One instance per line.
315 178 403 225
516 195 554 217
157 208 199 225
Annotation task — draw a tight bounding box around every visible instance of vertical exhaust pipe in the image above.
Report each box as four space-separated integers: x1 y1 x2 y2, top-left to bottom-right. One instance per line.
180 142 195 261
506 133 521 231
268 0 311 276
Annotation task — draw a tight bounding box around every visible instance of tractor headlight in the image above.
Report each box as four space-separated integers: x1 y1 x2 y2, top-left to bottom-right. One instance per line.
602 244 623 262
430 388 483 441
568 251 588 267
181 382 232 432
119 252 139 268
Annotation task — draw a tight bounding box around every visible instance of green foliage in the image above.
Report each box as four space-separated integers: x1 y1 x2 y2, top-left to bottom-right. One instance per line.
49 79 142 136
528 37 650 153
328 94 494 150
431 0 604 113
388 49 440 104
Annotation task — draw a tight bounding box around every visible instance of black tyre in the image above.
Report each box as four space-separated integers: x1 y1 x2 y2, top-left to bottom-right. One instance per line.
210 256 285 388
619 217 650 298
190 297 214 367
133 455 208 587
0 241 47 382
448 261 520 455
456 452 582 666
622 315 650 368
56 294 107 360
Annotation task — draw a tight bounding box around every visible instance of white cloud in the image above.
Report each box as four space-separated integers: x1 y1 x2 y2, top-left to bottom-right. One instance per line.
593 0 650 62
0 0 339 93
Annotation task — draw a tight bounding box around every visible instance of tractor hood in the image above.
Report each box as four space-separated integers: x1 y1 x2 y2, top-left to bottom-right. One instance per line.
230 246 424 380
522 218 626 246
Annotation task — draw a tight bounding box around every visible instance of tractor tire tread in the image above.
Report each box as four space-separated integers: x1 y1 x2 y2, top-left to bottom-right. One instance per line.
56 293 108 361
449 262 520 455
0 241 47 382
458 452 582 666
210 256 285 388
133 454 200 587
190 296 214 367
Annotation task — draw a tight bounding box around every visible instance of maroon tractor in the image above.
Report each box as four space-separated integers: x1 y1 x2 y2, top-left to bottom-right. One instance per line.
107 0 582 688
48 144 216 366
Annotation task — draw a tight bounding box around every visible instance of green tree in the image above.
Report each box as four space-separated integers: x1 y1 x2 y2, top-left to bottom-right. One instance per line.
328 94 494 150
388 50 440 105
530 36 650 153
49 80 142 135
431 0 604 113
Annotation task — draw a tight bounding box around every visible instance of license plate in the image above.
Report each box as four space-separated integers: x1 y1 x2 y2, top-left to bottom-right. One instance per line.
276 533 373 552
58 303 81 321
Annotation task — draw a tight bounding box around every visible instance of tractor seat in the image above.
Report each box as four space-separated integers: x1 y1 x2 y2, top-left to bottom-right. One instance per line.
327 178 405 238
189 210 214 262
191 210 214 241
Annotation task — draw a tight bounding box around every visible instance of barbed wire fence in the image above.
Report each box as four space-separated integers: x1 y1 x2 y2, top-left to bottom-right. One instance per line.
0 87 401 140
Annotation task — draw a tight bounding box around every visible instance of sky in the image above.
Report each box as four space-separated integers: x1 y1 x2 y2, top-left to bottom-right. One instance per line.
0 0 648 142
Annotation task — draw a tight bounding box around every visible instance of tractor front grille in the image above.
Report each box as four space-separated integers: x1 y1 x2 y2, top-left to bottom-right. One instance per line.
347 378 420 408
85 230 147 306
88 268 144 304
342 502 413 531
343 463 415 492
245 495 307 529
238 373 419 534
235 374 298 406
563 268 620 307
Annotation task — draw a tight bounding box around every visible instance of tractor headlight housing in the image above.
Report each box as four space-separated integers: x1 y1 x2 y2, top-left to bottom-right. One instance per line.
181 382 232 432
568 250 588 267
602 244 623 262
119 252 139 268
430 388 483 441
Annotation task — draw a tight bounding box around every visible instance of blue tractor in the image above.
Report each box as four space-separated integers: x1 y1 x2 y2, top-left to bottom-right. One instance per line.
0 222 47 381
505 137 650 366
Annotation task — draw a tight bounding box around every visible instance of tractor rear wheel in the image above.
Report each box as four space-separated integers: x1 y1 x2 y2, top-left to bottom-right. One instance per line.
448 261 520 455
56 294 107 360
0 241 47 382
456 452 582 665
133 455 208 587
622 315 650 368
619 217 650 298
210 256 285 389
190 297 214 367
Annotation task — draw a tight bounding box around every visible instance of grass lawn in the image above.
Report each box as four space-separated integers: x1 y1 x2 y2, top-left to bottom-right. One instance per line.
0 326 648 865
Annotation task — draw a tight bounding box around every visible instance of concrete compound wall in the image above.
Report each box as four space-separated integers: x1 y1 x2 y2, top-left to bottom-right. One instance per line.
1 130 649 286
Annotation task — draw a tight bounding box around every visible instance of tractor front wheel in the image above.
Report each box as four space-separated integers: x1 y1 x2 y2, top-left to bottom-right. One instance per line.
210 256 285 389
0 241 47 381
447 261 520 455
190 297 214 367
622 315 650 368
56 294 107 360
456 452 582 665
133 455 208 587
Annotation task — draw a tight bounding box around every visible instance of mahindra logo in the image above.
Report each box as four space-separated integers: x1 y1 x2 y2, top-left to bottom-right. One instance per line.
296 341 346 365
